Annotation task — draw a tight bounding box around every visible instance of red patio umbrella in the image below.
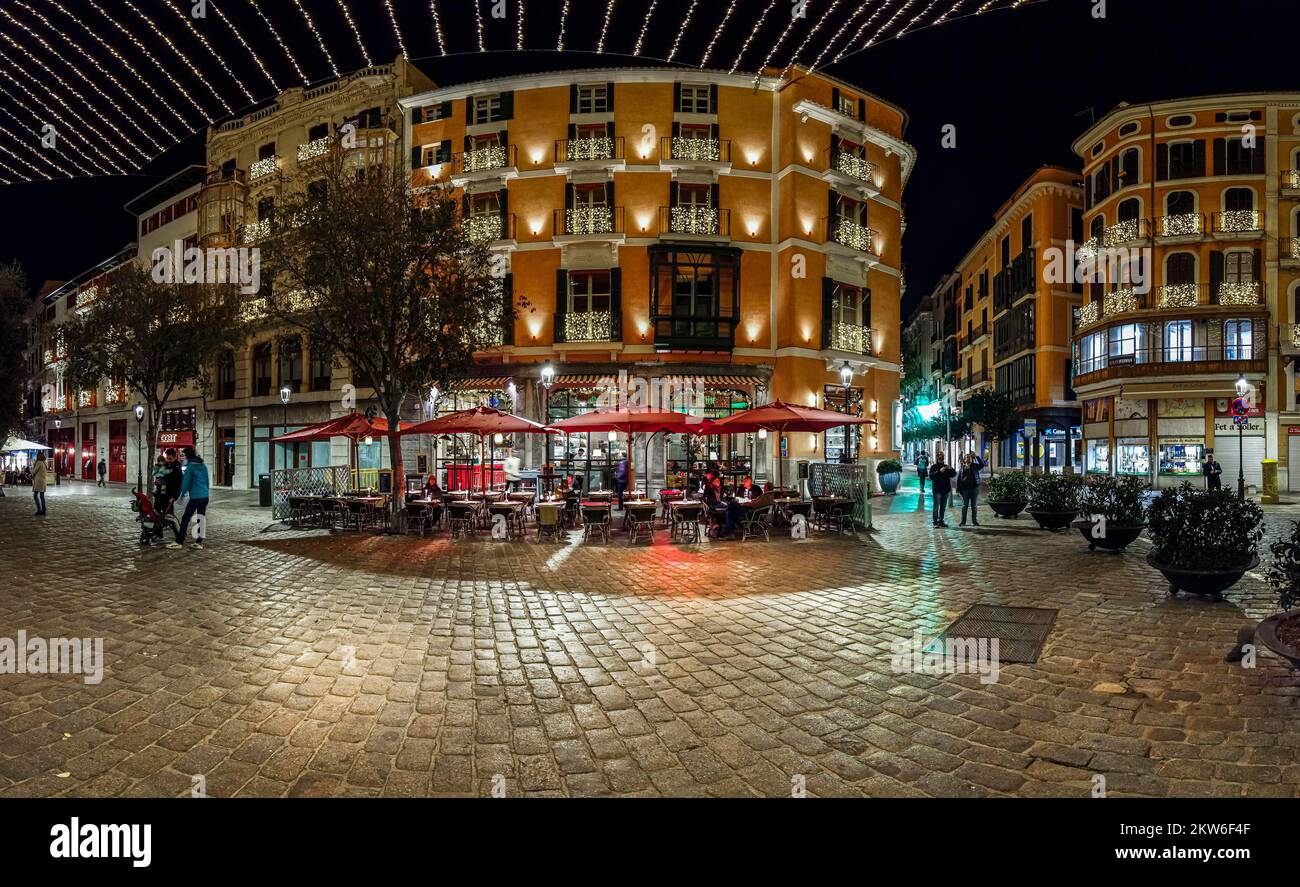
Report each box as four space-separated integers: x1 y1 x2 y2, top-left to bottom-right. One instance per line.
400 407 550 491
708 401 877 489
546 408 708 496
272 413 397 492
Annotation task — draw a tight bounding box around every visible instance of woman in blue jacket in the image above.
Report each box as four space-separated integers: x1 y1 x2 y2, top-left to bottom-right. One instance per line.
169 446 211 549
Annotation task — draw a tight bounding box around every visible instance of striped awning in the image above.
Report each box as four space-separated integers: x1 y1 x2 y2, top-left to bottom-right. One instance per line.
665 374 761 389
552 374 607 389
448 376 512 391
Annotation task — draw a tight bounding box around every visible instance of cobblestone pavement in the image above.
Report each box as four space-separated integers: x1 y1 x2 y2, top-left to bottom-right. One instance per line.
1 477 1299 798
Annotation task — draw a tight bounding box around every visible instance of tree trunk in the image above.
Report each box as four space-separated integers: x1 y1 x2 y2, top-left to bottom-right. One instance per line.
385 407 405 533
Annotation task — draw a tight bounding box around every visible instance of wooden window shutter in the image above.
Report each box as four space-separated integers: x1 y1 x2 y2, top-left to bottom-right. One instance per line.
861 288 872 329
606 180 615 206
858 98 866 121
1156 143 1168 181
1252 248 1262 278
672 82 682 112
500 91 514 120
710 182 719 207
502 274 514 346
670 181 680 206
565 183 574 210
831 88 840 111
710 122 719 141
569 84 578 113
1213 138 1226 176
827 189 838 225
1192 140 1206 177
1252 137 1266 174
607 83 615 111
605 121 615 143
440 100 452 120
410 145 423 169
465 96 474 123
671 121 680 138
610 268 623 340
1209 250 1224 299
709 83 718 112
410 106 422 126
821 278 835 349
498 189 509 239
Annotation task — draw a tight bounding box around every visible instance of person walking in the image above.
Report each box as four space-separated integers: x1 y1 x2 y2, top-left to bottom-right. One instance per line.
957 453 982 527
31 457 47 516
613 456 629 508
503 447 522 493
1204 449 1223 491
96 452 107 487
915 450 930 495
928 451 956 528
168 446 210 550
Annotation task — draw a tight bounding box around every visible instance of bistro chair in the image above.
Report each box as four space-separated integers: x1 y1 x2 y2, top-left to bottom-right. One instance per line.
319 497 345 530
626 503 657 544
740 505 774 542
405 503 431 537
581 504 611 544
448 501 478 539
488 502 526 540
670 503 704 543
536 502 563 542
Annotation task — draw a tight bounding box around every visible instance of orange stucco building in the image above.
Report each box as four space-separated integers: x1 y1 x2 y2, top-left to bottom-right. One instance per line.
401 66 914 487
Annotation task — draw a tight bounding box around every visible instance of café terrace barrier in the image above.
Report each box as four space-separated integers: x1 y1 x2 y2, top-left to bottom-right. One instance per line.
270 466 391 520
808 462 872 530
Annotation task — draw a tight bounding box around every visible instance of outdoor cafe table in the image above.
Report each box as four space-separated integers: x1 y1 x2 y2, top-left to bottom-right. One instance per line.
619 499 656 529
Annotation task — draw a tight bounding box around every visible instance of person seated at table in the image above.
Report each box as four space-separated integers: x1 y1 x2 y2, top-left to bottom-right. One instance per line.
762 482 775 495
422 476 444 500
737 476 759 501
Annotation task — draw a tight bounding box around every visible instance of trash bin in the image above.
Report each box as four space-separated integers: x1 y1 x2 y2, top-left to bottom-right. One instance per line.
378 472 392 494
258 473 272 507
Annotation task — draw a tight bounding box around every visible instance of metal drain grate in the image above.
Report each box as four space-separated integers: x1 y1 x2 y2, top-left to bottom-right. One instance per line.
933 604 1058 664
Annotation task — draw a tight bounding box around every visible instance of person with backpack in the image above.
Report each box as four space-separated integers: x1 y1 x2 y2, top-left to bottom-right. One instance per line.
915 451 930 495
168 446 210 550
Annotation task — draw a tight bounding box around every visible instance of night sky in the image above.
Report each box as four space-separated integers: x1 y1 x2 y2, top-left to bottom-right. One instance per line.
0 0 1292 315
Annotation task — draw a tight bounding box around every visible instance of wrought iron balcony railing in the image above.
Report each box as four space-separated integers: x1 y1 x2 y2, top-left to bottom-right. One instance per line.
242 219 271 244
1212 210 1263 234
1075 337 1267 379
1103 287 1140 316
1156 213 1205 238
1217 280 1262 306
832 150 875 183
297 137 329 163
1156 283 1201 308
454 143 517 177
1102 219 1147 246
829 217 879 254
555 136 624 163
553 205 624 237
660 137 731 164
661 205 729 237
1076 301 1101 328
1284 235 1300 263
555 310 615 343
249 156 279 181
823 321 874 355
1282 169 1300 191
464 213 515 243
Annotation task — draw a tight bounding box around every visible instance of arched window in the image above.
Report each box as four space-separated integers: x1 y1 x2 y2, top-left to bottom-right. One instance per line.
1164 320 1193 362
1117 198 1140 222
216 349 235 400
278 336 302 393
1166 252 1196 285
1166 191 1195 216
1224 187 1254 212
251 343 272 397
1119 148 1139 188
1089 214 1105 243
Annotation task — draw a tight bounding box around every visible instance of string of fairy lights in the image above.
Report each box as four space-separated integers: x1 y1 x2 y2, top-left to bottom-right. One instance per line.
0 0 1038 183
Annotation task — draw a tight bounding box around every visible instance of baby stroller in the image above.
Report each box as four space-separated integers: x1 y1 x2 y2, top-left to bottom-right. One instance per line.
132 489 179 545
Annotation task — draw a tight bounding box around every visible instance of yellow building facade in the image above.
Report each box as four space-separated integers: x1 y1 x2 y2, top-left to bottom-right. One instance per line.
1072 94 1300 491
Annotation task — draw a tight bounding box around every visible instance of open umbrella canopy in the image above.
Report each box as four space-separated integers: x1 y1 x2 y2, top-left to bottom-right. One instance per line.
271 414 393 443
399 406 549 437
708 401 877 434
1 437 52 452
546 407 706 436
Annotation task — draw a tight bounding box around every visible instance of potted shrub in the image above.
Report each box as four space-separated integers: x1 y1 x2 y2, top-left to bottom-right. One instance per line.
1072 475 1147 552
876 458 903 495
1146 483 1262 600
1026 472 1082 530
985 471 1028 518
1257 522 1300 667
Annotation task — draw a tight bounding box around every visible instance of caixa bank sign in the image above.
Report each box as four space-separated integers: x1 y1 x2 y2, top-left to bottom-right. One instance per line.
157 431 194 447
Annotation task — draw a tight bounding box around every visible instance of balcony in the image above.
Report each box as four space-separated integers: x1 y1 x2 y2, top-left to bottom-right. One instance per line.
827 217 879 256
74 286 98 316
1282 235 1300 269
1103 287 1141 317
1076 301 1101 329
1283 323 1300 357
554 137 625 173
450 143 518 187
1217 280 1262 306
554 310 615 344
958 322 989 350
552 205 625 240
993 248 1036 312
1102 218 1148 246
465 212 517 244
242 219 271 244
1155 283 1201 309
1212 209 1263 237
197 167 248 248
1156 213 1205 239
659 137 731 174
1075 237 1098 264
822 322 874 355
1282 169 1300 195
821 147 878 196
297 137 329 163
660 205 729 238
248 156 279 182
960 368 990 390
1075 338 1268 385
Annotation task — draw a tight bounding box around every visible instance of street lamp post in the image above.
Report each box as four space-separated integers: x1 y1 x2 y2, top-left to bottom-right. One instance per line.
1235 374 1249 500
133 402 144 493
838 361 853 464
53 417 61 485
540 364 554 492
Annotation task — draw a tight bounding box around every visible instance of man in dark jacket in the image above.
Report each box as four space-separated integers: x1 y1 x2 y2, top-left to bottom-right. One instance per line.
928 452 956 527
915 451 930 494
1204 450 1223 491
956 453 984 526
155 448 183 518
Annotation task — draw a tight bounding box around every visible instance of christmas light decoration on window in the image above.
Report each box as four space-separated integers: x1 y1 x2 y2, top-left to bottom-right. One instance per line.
297 138 329 163
1218 281 1261 306
1103 288 1137 316
1160 214 1202 237
835 152 875 182
565 206 614 235
1217 210 1261 233
1157 284 1199 309
834 219 878 255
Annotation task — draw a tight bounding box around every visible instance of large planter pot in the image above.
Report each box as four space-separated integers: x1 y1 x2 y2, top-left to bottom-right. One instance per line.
1145 552 1259 600
1071 519 1146 552
878 472 901 494
1256 613 1300 668
1027 509 1078 530
988 500 1026 518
